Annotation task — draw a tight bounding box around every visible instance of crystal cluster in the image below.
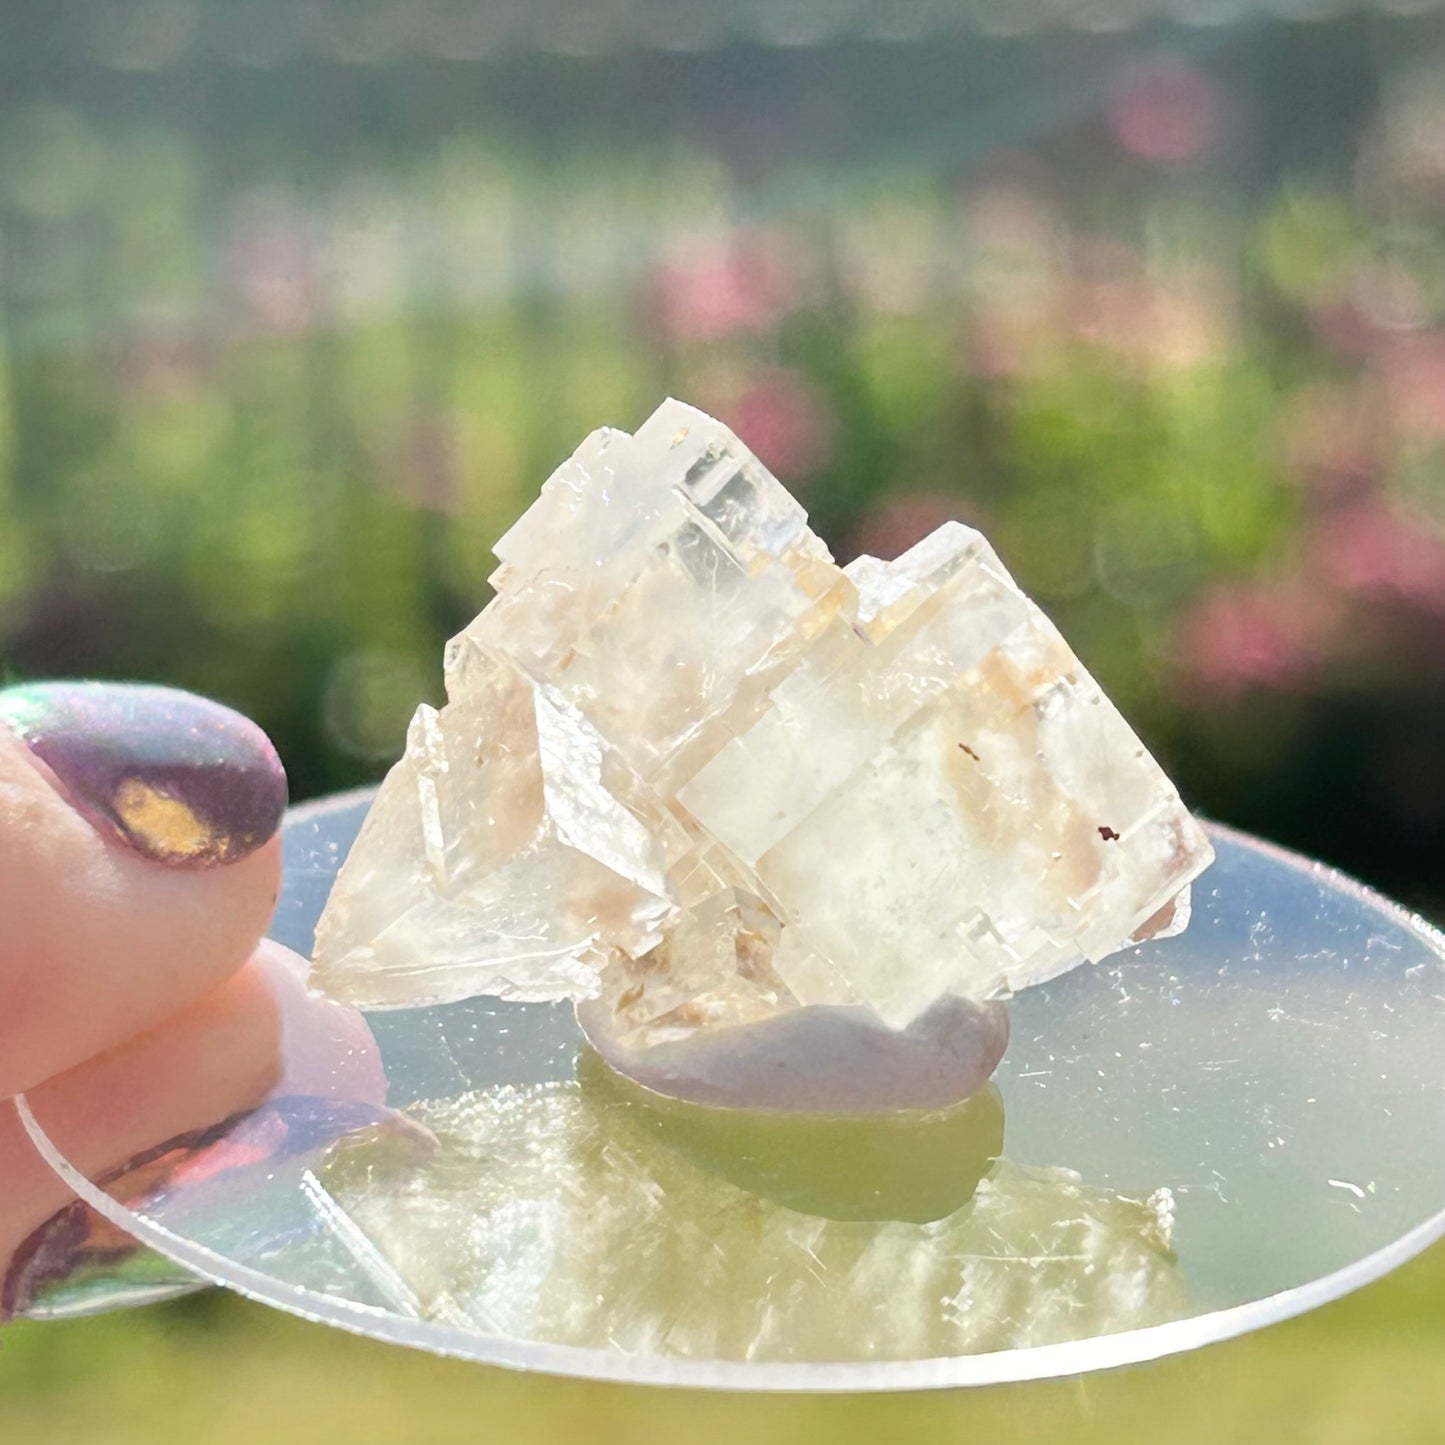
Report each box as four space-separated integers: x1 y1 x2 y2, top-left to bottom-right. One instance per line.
312 400 1213 1045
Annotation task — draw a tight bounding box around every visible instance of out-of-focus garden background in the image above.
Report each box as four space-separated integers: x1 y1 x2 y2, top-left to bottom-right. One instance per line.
1 2 1443 1441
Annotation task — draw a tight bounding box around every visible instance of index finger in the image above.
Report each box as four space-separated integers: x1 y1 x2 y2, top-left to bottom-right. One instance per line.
0 684 287 1099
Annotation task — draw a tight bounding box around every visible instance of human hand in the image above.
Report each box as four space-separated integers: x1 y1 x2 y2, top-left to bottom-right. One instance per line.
0 682 379 1313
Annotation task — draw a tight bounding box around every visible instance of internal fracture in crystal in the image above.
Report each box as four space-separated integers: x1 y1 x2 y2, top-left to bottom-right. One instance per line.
312 399 1213 1047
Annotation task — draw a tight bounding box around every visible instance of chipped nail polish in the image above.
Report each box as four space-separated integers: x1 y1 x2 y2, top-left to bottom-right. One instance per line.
0 681 288 869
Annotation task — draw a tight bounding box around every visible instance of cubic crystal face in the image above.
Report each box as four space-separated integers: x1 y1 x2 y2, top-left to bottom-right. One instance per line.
312 399 1213 1041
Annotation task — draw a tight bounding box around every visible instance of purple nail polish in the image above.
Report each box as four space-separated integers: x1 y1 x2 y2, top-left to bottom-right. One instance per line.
0 681 288 869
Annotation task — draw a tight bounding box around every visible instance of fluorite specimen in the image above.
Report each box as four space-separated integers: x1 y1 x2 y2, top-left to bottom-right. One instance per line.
312 399 1213 1052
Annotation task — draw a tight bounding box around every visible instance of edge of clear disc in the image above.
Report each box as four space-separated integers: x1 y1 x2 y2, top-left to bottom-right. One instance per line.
19 793 1445 1392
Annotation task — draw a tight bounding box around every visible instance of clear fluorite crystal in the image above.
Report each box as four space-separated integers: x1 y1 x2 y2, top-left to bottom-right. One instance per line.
312 400 1213 1045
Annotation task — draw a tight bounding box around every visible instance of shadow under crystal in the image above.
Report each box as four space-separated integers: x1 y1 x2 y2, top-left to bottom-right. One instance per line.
577 1047 1006 1224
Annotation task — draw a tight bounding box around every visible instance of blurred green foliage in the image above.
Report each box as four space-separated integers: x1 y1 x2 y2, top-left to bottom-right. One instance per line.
0 11 1441 915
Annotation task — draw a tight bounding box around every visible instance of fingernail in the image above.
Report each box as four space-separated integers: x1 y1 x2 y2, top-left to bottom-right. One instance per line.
0 681 287 869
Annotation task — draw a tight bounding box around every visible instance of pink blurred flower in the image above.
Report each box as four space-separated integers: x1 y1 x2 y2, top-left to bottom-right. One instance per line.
225 202 320 335
1276 382 1378 502
967 305 1062 380
967 165 1060 260
1106 55 1222 167
720 368 836 481
854 493 978 562
962 166 1062 376
651 230 803 343
1306 298 1381 361
1174 579 1337 699
1378 331 1445 441
1311 501 1445 615
1064 261 1233 372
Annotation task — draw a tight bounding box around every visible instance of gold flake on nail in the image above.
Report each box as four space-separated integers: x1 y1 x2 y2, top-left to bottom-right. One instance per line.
111 777 217 863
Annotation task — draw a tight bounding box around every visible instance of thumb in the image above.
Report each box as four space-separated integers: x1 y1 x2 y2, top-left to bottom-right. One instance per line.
0 681 287 1099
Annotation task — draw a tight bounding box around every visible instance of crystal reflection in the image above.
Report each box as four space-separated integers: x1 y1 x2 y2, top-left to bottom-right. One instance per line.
15 1052 1182 1359
312 1053 1182 1363
14 1040 1184 1352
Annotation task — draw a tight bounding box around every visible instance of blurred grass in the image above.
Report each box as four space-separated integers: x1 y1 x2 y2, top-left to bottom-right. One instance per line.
7 1237 1445 1445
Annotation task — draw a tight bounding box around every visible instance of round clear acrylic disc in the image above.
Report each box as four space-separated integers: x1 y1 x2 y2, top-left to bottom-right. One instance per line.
20 789 1445 1390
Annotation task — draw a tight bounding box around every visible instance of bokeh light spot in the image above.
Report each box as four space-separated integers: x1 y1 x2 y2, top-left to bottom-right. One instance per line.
1107 55 1222 166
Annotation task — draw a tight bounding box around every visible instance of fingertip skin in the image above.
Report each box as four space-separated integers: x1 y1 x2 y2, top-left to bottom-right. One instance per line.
0 682 287 870
250 939 388 1107
0 954 288 1285
1 944 389 1312
0 725 284 1099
